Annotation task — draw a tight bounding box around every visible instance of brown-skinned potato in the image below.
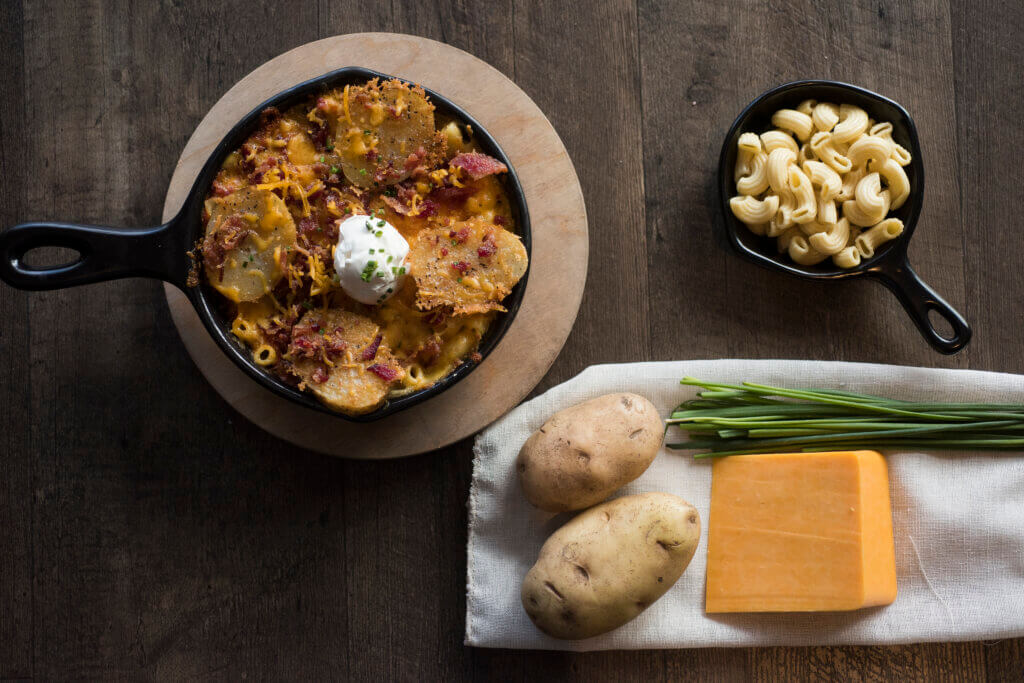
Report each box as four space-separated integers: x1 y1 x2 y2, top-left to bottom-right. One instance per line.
516 393 664 512
521 492 701 640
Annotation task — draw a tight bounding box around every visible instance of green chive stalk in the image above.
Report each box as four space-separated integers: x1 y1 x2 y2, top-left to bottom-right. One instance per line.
667 378 1024 458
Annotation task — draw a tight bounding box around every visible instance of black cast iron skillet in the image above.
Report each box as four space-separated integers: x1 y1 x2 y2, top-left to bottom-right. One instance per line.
718 80 970 354
0 67 531 421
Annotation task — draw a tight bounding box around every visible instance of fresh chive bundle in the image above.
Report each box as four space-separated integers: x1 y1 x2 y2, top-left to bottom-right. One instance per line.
667 378 1024 458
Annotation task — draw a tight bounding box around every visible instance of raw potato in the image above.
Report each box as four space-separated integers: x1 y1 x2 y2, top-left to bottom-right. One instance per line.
516 393 663 512
521 492 701 640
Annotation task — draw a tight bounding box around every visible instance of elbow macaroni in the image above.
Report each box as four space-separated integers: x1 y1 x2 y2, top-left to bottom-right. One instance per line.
730 100 913 269
729 194 780 224
854 218 904 258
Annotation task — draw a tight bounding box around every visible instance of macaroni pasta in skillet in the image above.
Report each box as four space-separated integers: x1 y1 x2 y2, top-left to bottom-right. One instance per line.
195 78 528 414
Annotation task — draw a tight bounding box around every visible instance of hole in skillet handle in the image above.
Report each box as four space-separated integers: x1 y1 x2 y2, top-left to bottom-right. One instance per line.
717 79 971 354
0 219 185 291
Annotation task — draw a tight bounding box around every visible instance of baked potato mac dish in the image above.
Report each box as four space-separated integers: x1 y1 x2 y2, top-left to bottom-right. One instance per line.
195 78 528 414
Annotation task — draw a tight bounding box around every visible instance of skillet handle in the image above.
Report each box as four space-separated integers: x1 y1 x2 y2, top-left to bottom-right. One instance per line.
870 259 971 354
0 217 188 291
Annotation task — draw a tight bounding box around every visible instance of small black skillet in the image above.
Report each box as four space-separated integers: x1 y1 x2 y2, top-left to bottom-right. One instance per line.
0 67 531 420
718 80 970 354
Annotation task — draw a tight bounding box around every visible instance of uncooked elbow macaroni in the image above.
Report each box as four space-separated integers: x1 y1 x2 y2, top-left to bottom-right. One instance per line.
729 100 912 269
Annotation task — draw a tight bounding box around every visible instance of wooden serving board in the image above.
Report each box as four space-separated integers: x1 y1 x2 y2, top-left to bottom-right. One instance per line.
161 33 588 459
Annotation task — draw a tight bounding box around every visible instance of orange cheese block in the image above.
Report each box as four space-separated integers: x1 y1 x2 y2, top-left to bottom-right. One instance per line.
706 450 897 613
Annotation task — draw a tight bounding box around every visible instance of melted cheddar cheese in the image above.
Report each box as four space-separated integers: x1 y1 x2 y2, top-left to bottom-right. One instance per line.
197 78 522 413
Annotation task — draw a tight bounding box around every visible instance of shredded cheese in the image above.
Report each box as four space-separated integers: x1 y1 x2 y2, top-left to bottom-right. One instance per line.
307 252 332 296
255 162 312 217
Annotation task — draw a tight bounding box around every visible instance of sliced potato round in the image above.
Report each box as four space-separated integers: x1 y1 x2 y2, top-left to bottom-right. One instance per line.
288 309 406 415
202 188 296 302
410 217 528 315
335 79 439 188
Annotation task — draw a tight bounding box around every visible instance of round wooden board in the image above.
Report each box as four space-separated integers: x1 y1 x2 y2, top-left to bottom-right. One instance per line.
161 33 588 459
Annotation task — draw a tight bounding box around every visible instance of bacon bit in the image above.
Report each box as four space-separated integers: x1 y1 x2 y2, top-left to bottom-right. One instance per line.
311 365 329 384
372 163 400 185
451 261 470 274
325 327 348 357
424 310 447 327
450 152 508 180
258 107 281 129
239 143 257 172
477 241 496 258
360 334 383 361
311 162 330 181
448 227 471 244
367 363 399 382
211 179 233 197
288 336 321 359
365 148 378 162
316 97 340 116
264 315 296 353
417 336 442 367
430 185 476 206
396 182 417 203
248 156 278 184
404 146 428 172
326 338 348 356
469 352 483 363
382 194 413 216
440 247 449 257
417 199 438 218
201 215 250 269
323 219 339 240
310 123 328 151
494 215 507 226
298 216 318 235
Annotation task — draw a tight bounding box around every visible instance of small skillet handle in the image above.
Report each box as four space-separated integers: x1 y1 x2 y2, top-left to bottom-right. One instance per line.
0 217 188 291
870 259 971 354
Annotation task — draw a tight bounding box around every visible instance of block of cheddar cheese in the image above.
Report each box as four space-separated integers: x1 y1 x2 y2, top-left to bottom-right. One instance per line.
705 450 897 613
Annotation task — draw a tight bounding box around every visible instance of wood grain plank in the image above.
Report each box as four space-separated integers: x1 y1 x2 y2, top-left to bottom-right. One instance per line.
639 0 968 369
0 0 32 678
636 0 991 679
509 0 650 394
2 0 1022 678
752 643 986 682
306 4 517 681
18 0 321 678
950 0 1024 676
951 0 1024 378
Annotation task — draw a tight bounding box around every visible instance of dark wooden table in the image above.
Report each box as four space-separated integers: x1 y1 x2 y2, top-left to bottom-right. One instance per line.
2 0 1021 679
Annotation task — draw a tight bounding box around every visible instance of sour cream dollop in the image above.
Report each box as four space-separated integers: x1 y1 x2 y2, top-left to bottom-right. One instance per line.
333 214 409 305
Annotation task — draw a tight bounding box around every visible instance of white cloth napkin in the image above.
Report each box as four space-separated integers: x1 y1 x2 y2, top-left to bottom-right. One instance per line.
465 360 1024 650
